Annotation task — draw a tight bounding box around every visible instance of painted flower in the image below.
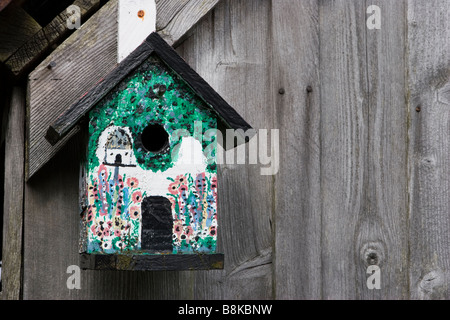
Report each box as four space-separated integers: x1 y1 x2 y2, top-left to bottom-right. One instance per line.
195 173 206 192
129 206 141 220
126 177 139 189
169 197 176 210
175 175 187 186
101 240 112 250
91 224 98 236
209 226 217 237
132 191 143 203
113 216 124 229
115 241 124 250
178 184 188 195
168 182 179 195
87 206 95 222
184 225 194 239
211 176 217 189
174 221 183 237
102 228 111 238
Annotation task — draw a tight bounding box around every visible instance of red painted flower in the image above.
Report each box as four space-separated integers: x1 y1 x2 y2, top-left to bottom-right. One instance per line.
178 184 188 194
132 191 143 203
174 221 183 237
184 226 194 239
168 182 178 195
91 224 97 235
169 197 176 210
130 206 141 220
211 176 217 189
87 206 95 222
175 175 187 186
126 177 139 189
102 228 111 238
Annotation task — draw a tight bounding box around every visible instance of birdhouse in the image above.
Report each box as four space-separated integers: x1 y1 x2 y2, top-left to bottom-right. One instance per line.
45 32 253 271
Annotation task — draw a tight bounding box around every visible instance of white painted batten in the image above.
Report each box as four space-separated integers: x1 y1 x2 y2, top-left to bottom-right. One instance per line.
118 0 157 63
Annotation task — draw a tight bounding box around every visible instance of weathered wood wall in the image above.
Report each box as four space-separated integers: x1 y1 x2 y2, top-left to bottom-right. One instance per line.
10 0 450 299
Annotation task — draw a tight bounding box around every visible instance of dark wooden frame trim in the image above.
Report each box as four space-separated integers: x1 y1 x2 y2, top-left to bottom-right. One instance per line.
1 87 25 300
46 32 253 148
3 0 101 78
80 253 224 271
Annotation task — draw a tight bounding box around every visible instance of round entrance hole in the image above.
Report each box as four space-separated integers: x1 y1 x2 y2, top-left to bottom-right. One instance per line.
140 124 169 153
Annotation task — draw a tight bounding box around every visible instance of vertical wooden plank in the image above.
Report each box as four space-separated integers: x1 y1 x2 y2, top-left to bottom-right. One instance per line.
272 0 322 299
176 0 274 299
118 0 156 63
360 0 409 299
2 87 25 300
319 0 410 299
407 0 450 300
319 1 368 299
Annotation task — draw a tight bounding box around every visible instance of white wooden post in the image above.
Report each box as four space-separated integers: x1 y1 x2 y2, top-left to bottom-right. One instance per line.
118 0 156 63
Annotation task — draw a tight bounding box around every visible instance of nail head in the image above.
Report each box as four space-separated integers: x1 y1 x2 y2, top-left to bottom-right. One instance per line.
47 61 56 69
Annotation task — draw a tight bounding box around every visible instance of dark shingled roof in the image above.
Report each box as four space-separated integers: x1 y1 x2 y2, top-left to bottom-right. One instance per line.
45 32 254 149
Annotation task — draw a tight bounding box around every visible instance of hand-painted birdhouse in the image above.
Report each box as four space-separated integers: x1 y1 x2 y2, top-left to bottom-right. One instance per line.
45 32 253 271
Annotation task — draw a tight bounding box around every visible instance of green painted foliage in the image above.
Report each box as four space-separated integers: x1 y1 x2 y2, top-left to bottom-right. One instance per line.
88 55 217 173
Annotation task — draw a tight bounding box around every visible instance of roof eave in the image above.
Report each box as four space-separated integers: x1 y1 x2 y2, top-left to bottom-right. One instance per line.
46 32 254 148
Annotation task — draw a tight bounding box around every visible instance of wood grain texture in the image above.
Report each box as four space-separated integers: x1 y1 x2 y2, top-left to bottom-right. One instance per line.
271 0 322 299
0 5 41 62
80 253 224 271
2 87 25 300
22 0 450 300
27 0 119 181
27 0 222 181
407 0 450 300
177 0 274 299
155 0 220 46
4 0 101 76
24 0 272 300
319 0 410 299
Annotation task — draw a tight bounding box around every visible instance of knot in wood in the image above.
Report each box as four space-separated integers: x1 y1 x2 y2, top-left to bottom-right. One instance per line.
360 241 385 267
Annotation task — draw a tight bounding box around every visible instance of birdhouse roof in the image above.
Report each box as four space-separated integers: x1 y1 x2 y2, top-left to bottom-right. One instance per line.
45 32 254 149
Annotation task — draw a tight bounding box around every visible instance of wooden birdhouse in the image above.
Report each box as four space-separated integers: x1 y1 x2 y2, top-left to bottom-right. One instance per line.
45 32 253 271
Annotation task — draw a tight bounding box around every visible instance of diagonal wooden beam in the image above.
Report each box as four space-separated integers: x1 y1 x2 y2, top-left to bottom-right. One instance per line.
26 0 222 180
4 0 101 77
0 0 13 12
156 0 221 46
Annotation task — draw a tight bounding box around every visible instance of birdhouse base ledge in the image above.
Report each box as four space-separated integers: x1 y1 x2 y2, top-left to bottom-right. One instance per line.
79 253 224 271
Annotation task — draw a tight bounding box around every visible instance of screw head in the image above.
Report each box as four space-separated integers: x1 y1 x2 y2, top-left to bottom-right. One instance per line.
47 61 56 69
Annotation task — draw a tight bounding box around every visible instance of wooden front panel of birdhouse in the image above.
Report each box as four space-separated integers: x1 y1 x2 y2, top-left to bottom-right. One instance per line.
80 55 219 259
